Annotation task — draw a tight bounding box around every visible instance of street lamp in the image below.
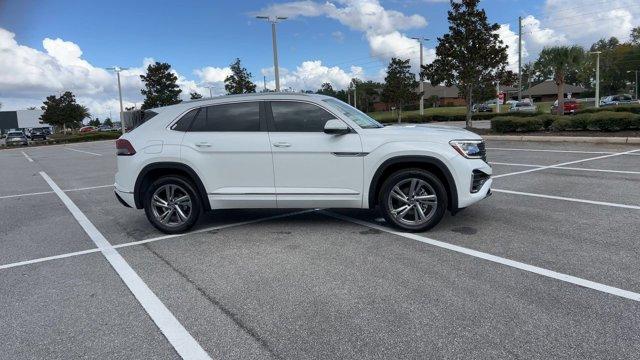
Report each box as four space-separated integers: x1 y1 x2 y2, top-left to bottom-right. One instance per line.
627 70 639 100
411 37 429 116
589 51 601 108
256 15 287 92
106 66 129 134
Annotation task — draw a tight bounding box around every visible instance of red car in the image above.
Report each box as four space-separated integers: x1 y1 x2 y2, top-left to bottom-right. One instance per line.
79 126 97 133
551 99 580 115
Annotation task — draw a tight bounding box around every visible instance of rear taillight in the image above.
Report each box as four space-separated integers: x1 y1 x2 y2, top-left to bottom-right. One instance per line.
116 139 136 156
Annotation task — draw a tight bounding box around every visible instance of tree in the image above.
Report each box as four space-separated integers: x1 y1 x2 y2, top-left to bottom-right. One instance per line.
103 118 113 127
224 58 256 94
631 26 640 46
381 58 418 122
535 46 585 114
27 106 37 110
422 0 509 127
316 82 337 97
190 91 203 100
40 91 90 131
140 62 182 110
88 118 101 127
125 106 136 111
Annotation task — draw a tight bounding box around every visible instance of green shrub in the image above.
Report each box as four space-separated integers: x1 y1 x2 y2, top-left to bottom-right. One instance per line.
568 113 591 130
535 114 559 130
550 117 571 131
491 117 544 133
589 112 636 131
579 105 640 114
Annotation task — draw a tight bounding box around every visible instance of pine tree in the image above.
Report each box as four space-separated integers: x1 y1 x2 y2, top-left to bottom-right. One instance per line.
422 0 509 127
224 58 257 94
382 58 418 123
190 91 203 100
140 62 182 110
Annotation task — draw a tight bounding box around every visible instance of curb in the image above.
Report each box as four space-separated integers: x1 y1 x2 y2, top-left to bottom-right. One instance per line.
483 135 640 144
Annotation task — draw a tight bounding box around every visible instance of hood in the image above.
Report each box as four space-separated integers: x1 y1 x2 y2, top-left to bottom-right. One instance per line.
367 123 483 142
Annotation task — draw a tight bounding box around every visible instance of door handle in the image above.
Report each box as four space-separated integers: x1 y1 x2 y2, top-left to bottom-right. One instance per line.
272 142 291 148
195 142 211 148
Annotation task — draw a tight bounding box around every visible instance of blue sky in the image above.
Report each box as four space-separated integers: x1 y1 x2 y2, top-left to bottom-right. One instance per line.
0 0 638 118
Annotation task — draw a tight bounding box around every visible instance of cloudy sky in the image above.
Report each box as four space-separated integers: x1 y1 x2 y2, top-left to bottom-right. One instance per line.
1 0 638 119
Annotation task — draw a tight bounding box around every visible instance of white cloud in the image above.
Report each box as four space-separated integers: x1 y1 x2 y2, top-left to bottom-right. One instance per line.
331 30 345 43
0 27 227 119
256 0 432 72
261 60 363 91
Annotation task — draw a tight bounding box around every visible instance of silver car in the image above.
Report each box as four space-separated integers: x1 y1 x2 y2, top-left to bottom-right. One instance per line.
5 131 29 146
509 102 537 113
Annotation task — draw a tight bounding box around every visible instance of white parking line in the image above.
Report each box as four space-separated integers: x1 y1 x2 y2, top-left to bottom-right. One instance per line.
21 151 33 162
494 148 640 178
490 161 640 175
487 147 640 155
39 171 211 360
493 188 640 210
321 211 640 302
0 184 113 200
65 147 102 156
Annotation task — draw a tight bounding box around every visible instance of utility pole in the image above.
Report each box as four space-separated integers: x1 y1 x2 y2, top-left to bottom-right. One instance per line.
263 75 267 92
411 37 429 116
256 15 287 92
496 81 501 113
106 66 128 134
353 82 357 109
629 70 639 100
590 51 601 108
518 16 522 101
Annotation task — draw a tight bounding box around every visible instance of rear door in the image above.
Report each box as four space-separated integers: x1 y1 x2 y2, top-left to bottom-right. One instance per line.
267 100 364 208
180 101 276 209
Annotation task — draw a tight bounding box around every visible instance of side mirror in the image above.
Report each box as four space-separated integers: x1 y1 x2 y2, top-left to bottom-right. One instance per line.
324 119 350 135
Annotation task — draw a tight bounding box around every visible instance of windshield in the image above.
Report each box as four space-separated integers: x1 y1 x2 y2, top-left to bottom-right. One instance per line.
322 98 383 129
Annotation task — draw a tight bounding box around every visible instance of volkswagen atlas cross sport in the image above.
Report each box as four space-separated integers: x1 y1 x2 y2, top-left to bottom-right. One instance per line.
114 93 491 234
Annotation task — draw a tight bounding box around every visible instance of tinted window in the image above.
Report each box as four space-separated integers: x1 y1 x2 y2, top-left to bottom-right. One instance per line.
171 108 199 131
190 102 260 132
271 101 335 132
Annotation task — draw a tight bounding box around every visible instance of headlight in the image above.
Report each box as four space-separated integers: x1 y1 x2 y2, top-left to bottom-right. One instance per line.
449 140 484 159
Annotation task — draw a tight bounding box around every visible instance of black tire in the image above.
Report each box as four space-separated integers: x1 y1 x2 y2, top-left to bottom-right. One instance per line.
379 168 447 232
143 175 202 234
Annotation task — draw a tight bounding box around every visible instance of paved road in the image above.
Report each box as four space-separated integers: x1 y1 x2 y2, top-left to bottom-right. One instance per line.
1 139 639 359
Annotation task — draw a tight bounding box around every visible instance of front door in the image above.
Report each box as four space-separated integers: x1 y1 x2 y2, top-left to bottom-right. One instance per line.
267 100 364 208
180 101 276 208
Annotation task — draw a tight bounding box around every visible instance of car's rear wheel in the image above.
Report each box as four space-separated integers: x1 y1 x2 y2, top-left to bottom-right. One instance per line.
379 169 447 232
143 176 201 234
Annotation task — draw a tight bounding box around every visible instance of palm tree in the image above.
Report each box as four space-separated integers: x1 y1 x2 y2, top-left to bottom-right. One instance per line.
535 46 584 114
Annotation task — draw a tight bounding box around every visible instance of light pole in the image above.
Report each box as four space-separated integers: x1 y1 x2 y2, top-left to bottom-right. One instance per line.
411 37 429 116
256 15 287 92
589 51 601 108
205 86 214 98
628 70 639 100
106 66 129 134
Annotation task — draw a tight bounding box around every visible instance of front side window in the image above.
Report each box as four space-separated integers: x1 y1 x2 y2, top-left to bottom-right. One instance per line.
189 102 260 132
270 101 335 132
322 98 383 129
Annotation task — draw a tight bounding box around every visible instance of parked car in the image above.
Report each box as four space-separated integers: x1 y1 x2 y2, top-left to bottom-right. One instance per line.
509 102 537 113
98 125 113 132
505 100 519 107
79 126 97 133
550 99 580 114
5 131 29 146
600 94 637 107
29 128 47 141
472 104 492 113
114 93 492 234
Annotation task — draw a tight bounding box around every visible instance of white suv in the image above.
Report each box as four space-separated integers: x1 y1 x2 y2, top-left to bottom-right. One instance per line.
114 93 491 234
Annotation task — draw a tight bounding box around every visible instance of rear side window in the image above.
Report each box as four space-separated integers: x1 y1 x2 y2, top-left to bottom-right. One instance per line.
171 109 199 131
270 101 335 132
190 102 260 132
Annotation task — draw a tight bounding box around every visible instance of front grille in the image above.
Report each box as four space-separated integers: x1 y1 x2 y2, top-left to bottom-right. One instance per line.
477 141 487 162
471 169 490 193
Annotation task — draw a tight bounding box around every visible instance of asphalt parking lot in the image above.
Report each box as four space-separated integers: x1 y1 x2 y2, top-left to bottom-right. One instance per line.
1 139 639 359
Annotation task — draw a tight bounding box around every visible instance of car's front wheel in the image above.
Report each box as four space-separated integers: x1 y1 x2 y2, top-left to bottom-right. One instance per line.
143 176 202 234
379 169 447 232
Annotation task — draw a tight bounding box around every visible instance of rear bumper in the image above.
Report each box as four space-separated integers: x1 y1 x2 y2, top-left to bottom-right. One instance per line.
114 186 135 208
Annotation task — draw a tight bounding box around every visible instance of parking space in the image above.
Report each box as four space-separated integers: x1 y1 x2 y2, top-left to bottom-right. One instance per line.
1 139 639 358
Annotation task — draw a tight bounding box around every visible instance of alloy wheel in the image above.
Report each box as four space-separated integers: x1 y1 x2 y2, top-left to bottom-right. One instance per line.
150 184 193 227
387 178 438 226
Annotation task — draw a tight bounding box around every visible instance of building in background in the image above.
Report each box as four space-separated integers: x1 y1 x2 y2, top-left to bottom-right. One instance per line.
522 80 587 102
0 110 49 133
